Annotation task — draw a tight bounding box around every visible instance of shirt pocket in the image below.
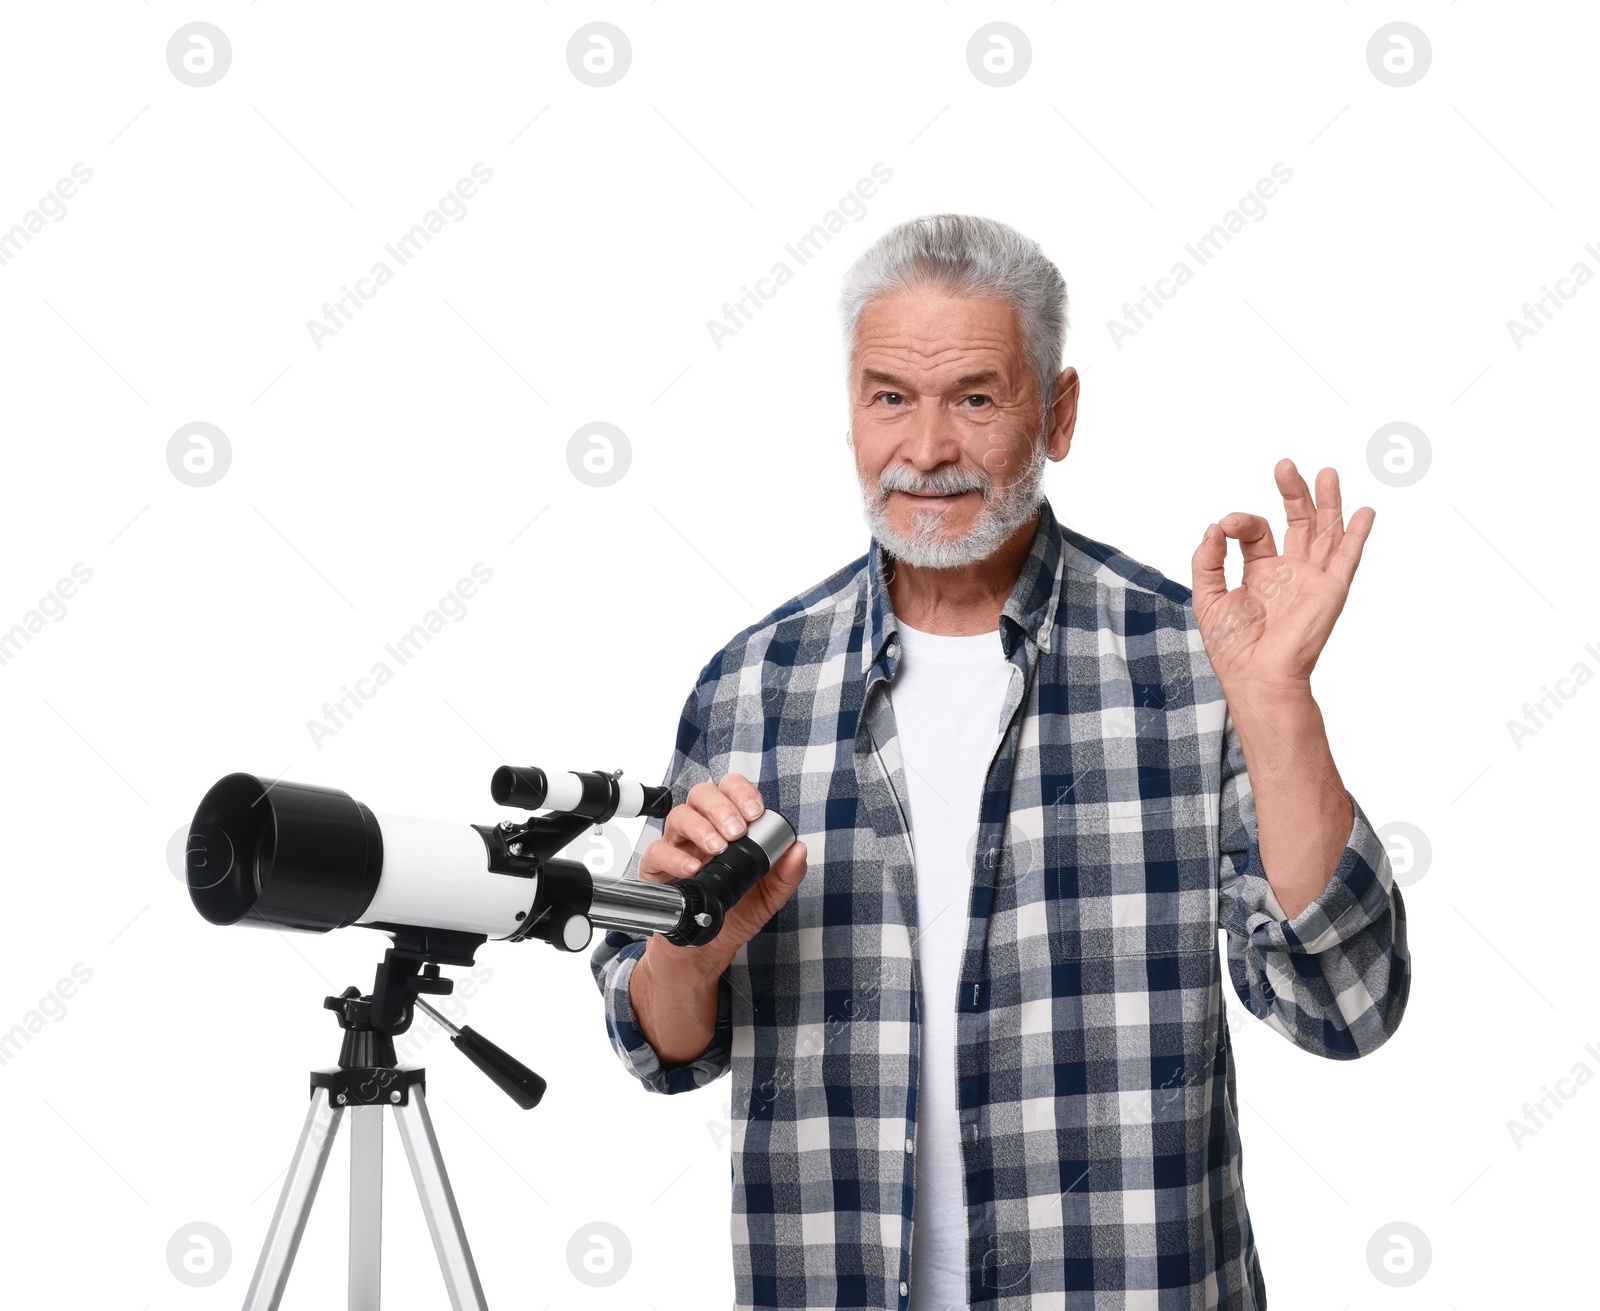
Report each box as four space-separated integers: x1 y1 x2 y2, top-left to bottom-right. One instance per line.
1042 794 1218 959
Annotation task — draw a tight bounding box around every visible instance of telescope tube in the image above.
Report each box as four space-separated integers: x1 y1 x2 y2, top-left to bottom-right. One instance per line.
186 772 796 950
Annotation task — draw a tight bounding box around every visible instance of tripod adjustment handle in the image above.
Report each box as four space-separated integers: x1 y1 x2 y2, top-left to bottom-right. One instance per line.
413 996 546 1110
452 1026 547 1110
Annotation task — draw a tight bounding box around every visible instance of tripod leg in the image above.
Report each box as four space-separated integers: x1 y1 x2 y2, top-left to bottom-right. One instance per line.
392 1088 489 1311
349 1106 383 1311
244 1094 344 1310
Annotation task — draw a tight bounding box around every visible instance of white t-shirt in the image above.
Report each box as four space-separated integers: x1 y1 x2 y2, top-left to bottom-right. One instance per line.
888 618 1014 1311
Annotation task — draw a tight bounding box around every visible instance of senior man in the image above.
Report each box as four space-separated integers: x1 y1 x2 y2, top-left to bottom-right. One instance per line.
591 214 1409 1311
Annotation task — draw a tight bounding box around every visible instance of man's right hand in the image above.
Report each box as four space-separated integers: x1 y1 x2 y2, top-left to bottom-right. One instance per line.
638 772 809 978
626 774 807 1068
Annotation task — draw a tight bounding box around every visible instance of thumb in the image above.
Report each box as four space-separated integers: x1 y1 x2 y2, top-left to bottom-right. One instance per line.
1191 522 1228 615
690 841 809 970
750 841 808 922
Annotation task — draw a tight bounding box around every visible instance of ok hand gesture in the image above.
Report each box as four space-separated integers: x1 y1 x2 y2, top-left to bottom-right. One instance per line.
1190 458 1375 699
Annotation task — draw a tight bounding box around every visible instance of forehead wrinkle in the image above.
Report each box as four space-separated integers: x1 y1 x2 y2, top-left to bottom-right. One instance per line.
849 289 1034 394
855 325 1016 357
854 337 1026 393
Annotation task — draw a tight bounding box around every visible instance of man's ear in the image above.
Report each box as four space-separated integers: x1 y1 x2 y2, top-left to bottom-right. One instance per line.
1046 366 1080 460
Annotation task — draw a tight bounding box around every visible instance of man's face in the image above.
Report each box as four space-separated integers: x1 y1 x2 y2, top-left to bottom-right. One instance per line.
847 285 1060 570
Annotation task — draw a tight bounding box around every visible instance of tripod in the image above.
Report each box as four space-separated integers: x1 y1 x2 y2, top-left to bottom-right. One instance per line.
244 928 545 1310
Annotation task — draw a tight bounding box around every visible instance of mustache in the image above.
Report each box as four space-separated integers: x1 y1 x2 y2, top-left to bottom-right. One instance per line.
873 466 990 499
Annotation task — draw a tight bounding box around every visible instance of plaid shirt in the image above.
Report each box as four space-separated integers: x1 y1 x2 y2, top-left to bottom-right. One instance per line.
591 496 1410 1310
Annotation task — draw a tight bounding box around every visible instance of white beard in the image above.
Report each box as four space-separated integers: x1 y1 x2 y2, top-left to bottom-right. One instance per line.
850 429 1050 570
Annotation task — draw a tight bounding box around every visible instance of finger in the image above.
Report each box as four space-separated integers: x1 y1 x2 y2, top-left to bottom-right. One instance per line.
717 771 767 823
1217 512 1278 562
1311 466 1344 560
1191 521 1228 613
686 778 750 844
638 834 706 884
666 789 737 857
747 841 808 923
1274 458 1316 557
1329 505 1375 589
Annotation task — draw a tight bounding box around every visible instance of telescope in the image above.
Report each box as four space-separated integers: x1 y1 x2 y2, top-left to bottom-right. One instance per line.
187 763 795 956
184 763 796 1310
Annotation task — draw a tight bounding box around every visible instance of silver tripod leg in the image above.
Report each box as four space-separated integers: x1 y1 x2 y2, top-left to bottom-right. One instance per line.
349 1107 384 1310
244 1094 345 1310
392 1087 488 1311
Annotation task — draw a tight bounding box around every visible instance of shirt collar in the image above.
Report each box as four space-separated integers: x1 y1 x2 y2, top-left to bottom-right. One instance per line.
864 496 1066 684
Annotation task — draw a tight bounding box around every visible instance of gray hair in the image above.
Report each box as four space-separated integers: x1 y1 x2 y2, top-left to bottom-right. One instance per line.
838 213 1068 421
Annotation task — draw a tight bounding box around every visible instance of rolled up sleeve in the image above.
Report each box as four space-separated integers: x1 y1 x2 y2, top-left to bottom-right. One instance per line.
588 678 735 1094
593 936 734 1093
1217 709 1411 1059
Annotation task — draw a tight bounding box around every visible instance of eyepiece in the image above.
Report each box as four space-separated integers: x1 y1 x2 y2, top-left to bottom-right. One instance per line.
490 766 671 821
490 765 547 810
665 806 797 946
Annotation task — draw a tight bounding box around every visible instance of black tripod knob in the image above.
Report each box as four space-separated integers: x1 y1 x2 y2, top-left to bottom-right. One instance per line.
415 997 546 1109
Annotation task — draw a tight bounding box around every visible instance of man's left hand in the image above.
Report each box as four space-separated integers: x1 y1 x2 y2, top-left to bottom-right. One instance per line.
1190 458 1374 700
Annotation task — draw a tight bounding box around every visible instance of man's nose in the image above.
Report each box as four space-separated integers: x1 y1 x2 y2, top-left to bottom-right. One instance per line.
898 399 965 466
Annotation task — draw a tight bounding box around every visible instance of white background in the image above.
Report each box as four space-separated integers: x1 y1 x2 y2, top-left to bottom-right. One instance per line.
1 3 1594 1308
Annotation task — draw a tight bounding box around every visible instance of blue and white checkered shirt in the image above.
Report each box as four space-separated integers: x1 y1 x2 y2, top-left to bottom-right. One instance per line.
591 496 1410 1310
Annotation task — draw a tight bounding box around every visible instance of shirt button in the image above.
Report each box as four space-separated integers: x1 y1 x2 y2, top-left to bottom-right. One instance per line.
900 1281 909 1297
905 1137 914 1154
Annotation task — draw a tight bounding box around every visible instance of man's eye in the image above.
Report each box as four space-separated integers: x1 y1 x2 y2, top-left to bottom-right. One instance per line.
879 392 905 406
962 394 991 408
